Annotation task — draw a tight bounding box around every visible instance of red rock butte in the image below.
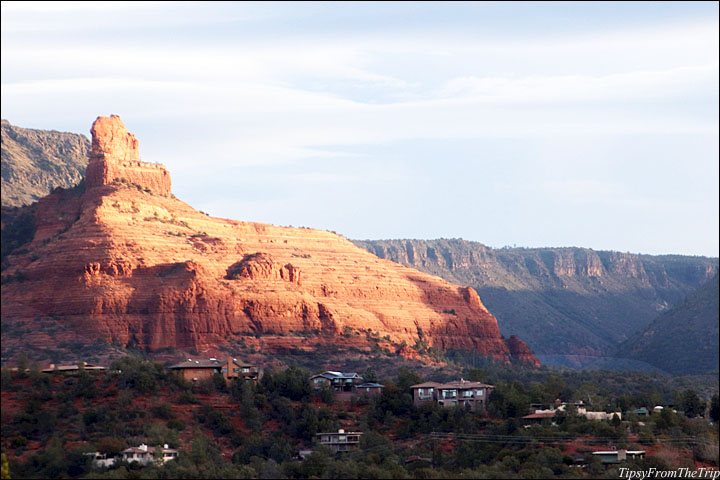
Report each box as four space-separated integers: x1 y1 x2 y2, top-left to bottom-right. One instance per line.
1 115 539 366
85 115 171 196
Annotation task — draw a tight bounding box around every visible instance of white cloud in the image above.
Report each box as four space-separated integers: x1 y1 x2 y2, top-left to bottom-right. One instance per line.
1 5 717 255
0 1 173 13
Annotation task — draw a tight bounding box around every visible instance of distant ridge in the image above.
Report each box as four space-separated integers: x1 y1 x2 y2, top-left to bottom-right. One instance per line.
1 119 89 207
353 238 718 368
617 273 719 374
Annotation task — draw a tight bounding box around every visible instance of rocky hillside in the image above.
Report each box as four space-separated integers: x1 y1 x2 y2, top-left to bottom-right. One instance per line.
0 116 538 367
1 119 89 207
353 239 718 368
617 273 719 374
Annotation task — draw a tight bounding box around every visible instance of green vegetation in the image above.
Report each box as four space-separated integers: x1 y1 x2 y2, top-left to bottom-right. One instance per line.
1 356 717 479
0 206 36 271
619 273 719 374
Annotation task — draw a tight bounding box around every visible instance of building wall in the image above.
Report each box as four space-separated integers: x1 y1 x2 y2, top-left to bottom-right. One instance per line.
178 368 217 382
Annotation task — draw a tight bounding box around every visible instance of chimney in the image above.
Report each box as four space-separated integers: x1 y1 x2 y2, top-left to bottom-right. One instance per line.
163 444 169 449
139 444 148 452
338 429 345 434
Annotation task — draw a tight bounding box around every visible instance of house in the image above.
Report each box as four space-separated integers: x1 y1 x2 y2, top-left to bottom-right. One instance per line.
525 404 621 422
522 410 557 424
410 382 441 407
555 399 585 410
41 362 106 374
584 411 621 421
220 359 261 382
309 371 383 401
310 371 363 392
121 444 178 465
592 449 645 464
85 452 116 468
410 379 494 411
355 382 384 396
168 357 259 382
316 429 362 453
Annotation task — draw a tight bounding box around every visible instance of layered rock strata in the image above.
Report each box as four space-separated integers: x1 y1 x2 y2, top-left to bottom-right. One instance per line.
1 116 538 366
84 115 171 195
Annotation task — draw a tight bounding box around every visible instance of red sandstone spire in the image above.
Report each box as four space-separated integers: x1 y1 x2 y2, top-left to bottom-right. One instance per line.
89 115 140 162
85 115 171 195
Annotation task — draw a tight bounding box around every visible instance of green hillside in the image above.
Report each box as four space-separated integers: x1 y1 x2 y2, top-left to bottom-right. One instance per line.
618 274 719 374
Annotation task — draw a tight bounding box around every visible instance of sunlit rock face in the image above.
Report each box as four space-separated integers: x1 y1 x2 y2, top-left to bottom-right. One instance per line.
1 115 538 366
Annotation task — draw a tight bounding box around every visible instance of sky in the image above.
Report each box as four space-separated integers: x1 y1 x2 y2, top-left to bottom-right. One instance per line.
1 1 718 257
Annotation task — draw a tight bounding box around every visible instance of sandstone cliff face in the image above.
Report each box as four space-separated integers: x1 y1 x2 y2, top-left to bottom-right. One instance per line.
85 115 171 196
354 239 717 367
1 119 89 207
1 116 537 366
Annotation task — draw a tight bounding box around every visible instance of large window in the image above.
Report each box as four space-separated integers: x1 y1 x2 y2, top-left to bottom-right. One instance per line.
442 389 457 399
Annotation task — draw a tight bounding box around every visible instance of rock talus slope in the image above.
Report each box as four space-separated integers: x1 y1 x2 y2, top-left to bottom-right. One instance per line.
1 116 538 366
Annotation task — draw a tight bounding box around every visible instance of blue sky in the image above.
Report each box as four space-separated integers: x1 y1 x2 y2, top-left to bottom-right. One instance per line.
2 1 718 257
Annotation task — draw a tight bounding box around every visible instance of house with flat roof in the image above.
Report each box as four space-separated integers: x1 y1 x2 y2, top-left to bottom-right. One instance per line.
592 449 645 464
410 379 494 411
41 362 106 374
168 357 259 382
121 444 178 466
317 429 362 453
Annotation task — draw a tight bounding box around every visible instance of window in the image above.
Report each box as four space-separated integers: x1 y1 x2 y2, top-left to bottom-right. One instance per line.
242 368 249 373
442 389 457 399
462 390 473 397
476 389 484 396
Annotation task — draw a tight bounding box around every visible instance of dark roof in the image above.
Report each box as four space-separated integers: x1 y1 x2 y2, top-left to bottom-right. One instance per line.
310 371 361 380
357 383 384 388
168 359 223 370
410 380 493 390
409 382 442 389
41 363 106 373
167 357 257 370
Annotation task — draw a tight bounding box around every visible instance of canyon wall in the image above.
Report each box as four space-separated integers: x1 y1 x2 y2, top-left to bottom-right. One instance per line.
354 238 717 368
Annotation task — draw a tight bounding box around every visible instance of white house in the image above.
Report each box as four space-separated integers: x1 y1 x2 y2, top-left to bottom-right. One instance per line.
121 444 178 465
